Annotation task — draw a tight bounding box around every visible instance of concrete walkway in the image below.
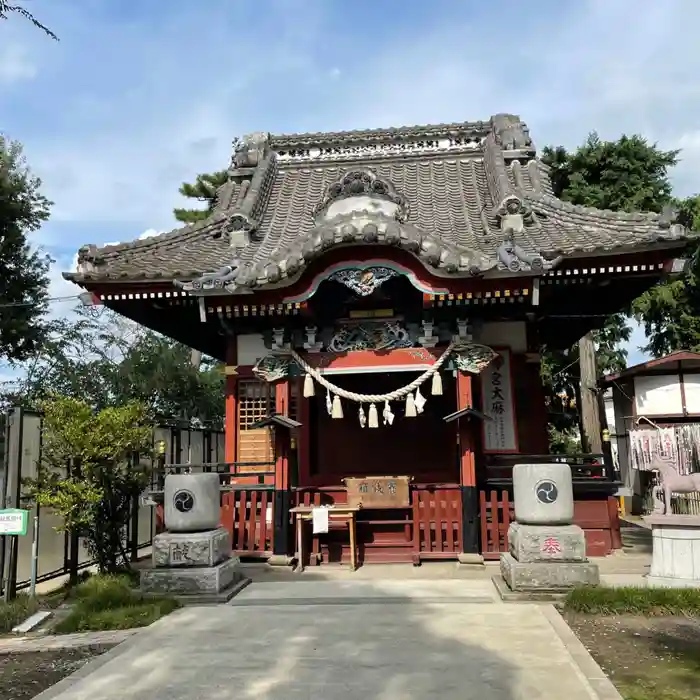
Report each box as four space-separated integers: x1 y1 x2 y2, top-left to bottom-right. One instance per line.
34 579 621 700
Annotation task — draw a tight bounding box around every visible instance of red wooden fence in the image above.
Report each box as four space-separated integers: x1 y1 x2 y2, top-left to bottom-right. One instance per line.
478 490 621 558
412 486 462 561
220 488 274 558
479 489 512 560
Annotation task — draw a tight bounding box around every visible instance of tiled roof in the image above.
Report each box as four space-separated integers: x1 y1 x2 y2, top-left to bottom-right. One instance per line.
65 114 692 291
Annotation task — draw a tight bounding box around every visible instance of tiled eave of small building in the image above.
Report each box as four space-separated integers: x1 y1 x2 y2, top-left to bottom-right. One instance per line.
63 113 695 295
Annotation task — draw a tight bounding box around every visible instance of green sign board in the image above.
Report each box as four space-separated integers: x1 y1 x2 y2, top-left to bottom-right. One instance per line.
0 509 29 536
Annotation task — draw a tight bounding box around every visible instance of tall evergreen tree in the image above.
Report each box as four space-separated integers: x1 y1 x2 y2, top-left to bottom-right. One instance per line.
173 170 229 224
0 135 52 362
632 195 700 356
540 133 680 450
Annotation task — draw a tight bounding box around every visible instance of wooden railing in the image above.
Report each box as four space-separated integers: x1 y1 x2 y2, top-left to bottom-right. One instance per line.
220 486 275 558
479 489 513 560
484 454 613 482
412 486 462 560
478 489 622 558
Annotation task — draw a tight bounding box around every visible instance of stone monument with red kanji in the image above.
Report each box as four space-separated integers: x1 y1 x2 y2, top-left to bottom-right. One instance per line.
497 463 600 596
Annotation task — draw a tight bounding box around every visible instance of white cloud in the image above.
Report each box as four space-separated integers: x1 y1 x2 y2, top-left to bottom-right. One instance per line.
0 43 37 84
6 0 700 362
138 229 161 240
12 0 700 246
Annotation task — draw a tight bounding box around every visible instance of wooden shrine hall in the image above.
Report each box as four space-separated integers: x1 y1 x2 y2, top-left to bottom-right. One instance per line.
64 114 693 567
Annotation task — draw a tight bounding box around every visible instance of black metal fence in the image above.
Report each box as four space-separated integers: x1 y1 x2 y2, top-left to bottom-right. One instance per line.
0 407 224 597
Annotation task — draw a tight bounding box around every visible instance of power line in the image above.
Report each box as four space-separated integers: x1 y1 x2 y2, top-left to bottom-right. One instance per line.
0 294 82 310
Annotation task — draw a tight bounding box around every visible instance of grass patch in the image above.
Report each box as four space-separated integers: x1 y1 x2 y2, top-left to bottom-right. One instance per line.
0 595 40 635
563 585 700 616
52 575 180 634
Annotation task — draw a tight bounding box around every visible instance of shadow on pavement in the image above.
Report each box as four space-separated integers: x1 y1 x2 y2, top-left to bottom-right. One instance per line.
33 577 587 700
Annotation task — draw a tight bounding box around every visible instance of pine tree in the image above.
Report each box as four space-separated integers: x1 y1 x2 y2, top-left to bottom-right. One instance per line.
0 1 58 39
173 171 229 224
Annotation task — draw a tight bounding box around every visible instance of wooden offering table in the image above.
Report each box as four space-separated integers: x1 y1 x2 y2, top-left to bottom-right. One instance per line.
291 505 361 572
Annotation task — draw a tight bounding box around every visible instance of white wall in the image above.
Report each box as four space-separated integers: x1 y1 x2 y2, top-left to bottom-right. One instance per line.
634 374 683 416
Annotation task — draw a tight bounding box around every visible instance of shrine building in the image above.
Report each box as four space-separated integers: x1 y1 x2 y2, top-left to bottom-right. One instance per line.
64 114 693 567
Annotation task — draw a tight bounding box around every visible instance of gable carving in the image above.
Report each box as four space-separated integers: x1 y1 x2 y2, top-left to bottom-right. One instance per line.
313 168 409 222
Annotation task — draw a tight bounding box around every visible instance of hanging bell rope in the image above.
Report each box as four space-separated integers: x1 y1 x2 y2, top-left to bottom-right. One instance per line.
289 340 456 407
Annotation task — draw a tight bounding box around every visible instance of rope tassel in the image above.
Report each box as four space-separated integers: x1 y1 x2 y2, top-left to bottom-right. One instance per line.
383 401 395 426
405 392 416 417
326 389 333 416
414 387 426 414
303 373 315 398
368 403 379 428
431 371 443 395
358 404 367 428
332 394 344 419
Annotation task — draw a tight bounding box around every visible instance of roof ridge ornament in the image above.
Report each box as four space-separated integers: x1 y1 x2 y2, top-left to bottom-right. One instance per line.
490 114 535 155
497 232 562 273
313 168 409 222
229 132 271 173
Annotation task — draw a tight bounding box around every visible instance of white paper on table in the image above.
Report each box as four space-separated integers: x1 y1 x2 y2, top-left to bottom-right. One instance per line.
312 506 329 534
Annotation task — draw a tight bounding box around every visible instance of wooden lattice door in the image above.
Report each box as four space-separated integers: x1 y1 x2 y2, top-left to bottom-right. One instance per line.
237 379 275 466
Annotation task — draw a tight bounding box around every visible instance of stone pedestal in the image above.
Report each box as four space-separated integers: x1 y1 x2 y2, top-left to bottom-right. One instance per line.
152 528 231 568
140 474 248 603
645 514 700 588
496 463 600 600
500 524 600 592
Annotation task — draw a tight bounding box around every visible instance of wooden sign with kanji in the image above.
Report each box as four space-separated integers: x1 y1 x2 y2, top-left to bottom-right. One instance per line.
344 476 411 508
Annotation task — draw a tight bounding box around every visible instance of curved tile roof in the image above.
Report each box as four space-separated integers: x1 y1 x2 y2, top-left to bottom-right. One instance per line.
65 114 692 290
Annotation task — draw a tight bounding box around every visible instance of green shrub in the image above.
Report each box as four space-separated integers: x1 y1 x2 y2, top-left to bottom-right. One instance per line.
564 585 700 616
54 599 180 634
71 575 136 611
52 574 180 633
0 595 40 634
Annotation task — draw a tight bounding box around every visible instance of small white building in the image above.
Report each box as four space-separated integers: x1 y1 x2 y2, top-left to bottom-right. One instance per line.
601 351 700 514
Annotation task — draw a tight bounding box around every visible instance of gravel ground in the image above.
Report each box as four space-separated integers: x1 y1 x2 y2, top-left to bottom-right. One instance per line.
0 645 114 700
564 612 700 700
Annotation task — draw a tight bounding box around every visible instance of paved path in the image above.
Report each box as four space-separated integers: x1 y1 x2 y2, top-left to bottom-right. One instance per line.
0 630 138 654
33 579 621 700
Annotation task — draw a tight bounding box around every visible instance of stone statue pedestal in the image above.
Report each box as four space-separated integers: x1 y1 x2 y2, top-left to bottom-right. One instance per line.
644 514 700 588
139 474 248 604
500 523 600 592
495 463 600 600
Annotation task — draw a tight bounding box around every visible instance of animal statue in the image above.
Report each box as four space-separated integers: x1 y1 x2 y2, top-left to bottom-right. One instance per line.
650 454 700 515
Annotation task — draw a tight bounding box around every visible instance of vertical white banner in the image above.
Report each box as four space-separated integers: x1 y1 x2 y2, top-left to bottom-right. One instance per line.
481 349 519 453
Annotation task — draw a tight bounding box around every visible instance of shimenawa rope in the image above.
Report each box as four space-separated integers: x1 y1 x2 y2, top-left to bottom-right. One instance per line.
289 340 455 404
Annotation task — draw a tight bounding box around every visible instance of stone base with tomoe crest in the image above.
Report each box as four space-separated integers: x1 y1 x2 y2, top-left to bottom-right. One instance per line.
496 463 600 599
139 474 249 604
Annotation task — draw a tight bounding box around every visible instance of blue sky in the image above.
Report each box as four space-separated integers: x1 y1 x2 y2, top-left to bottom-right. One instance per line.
3 0 700 370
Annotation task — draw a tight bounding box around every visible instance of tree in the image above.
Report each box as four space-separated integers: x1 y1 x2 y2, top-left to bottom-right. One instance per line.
542 133 678 214
173 170 229 224
25 396 152 574
1 305 225 426
0 135 52 363
0 1 58 39
540 133 680 451
632 195 700 356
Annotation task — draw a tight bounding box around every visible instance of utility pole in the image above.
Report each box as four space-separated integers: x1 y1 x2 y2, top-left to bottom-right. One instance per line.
578 332 602 454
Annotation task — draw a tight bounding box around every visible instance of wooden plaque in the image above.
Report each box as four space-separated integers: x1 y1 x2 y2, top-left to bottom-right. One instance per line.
344 476 411 508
